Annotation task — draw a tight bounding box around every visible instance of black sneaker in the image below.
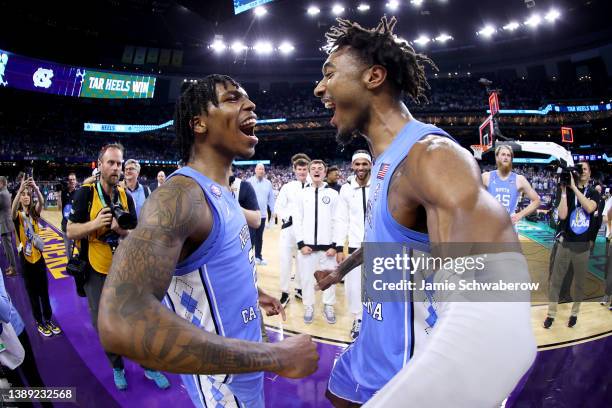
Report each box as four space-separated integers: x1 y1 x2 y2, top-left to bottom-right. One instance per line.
46 320 62 335
295 289 303 300
279 292 290 307
568 316 577 328
543 317 554 329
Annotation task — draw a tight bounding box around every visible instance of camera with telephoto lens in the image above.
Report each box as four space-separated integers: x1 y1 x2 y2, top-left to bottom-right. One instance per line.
109 187 137 230
558 164 584 186
110 202 137 230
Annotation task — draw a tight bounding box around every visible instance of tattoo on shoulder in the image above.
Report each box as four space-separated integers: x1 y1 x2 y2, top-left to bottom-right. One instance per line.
135 176 207 245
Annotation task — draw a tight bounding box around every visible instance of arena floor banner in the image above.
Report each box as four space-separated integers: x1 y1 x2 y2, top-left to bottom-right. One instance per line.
0 48 156 99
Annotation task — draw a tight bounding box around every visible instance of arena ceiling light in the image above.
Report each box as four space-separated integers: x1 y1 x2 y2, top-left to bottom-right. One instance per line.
477 25 496 38
231 41 247 53
253 41 274 54
545 9 561 23
331 4 345 15
386 0 400 11
435 33 453 43
503 21 520 31
357 3 370 12
413 35 431 46
307 6 320 16
524 14 542 27
278 41 295 54
410 0 424 7
254 6 267 17
210 39 226 53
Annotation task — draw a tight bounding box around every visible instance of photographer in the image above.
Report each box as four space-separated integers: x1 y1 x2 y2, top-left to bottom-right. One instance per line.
56 173 78 260
67 144 169 391
544 162 600 329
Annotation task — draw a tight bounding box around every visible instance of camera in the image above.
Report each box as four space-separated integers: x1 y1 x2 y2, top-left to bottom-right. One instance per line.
110 202 137 230
558 164 584 186
109 187 137 230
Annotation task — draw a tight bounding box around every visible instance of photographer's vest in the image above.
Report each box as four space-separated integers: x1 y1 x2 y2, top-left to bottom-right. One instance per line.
16 211 42 264
84 183 129 275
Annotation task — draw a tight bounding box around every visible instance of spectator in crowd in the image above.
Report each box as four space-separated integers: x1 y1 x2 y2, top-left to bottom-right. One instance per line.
150 171 166 192
248 163 276 265
123 159 151 218
326 166 342 193
0 177 17 277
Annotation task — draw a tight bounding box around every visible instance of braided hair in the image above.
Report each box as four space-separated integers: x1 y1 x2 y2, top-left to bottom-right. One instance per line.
323 16 437 103
174 75 240 163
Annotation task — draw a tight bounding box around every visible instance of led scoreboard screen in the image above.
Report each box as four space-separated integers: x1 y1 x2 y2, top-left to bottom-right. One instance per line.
0 48 156 99
234 0 275 15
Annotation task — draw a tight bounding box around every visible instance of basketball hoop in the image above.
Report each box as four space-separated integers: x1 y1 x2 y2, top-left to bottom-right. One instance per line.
471 144 485 160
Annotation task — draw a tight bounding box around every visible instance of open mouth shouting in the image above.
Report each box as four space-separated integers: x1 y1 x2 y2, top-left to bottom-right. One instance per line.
239 115 259 144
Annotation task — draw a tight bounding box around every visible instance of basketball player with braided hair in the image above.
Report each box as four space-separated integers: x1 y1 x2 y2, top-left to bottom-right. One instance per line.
99 75 319 407
314 17 536 407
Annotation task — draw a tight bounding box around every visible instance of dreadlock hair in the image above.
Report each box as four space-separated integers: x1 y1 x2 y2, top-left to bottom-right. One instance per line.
323 16 438 103
174 74 240 164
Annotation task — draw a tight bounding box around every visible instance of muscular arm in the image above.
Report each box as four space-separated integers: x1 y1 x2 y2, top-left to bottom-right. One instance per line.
67 219 102 240
515 175 541 221
363 136 534 407
98 176 286 374
405 136 518 248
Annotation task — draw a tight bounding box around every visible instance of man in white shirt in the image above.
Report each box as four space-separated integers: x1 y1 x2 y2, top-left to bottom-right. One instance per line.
294 160 339 324
335 150 372 339
274 155 310 306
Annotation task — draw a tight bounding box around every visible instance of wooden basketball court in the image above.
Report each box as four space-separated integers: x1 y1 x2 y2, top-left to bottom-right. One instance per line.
41 209 612 349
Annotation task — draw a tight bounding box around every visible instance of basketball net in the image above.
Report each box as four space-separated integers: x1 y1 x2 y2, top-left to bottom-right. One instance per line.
471 144 485 160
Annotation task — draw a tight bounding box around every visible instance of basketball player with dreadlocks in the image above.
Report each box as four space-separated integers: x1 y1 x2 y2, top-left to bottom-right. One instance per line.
98 75 319 407
314 17 536 407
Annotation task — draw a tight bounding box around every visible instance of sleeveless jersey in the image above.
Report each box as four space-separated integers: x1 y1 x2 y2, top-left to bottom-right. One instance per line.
487 171 519 215
163 167 262 407
353 119 453 392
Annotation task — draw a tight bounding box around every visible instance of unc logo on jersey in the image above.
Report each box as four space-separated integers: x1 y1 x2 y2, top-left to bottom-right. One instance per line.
322 196 331 204
241 306 258 324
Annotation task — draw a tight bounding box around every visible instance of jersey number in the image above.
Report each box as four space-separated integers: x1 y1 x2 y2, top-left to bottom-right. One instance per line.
495 194 511 208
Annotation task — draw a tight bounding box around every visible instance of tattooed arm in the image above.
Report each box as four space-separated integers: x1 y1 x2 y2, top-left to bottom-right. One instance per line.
99 175 318 377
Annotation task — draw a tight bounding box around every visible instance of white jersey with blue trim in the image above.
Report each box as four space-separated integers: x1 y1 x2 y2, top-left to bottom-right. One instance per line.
354 120 453 392
162 166 263 408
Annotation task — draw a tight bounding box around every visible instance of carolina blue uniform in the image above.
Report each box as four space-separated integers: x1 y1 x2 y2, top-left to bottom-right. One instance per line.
328 120 453 403
487 171 520 215
163 167 263 408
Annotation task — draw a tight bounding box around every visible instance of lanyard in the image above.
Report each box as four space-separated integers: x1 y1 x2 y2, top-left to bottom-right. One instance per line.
96 182 111 207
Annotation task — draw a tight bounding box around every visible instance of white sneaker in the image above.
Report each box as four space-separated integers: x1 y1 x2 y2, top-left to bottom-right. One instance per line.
323 305 336 324
304 306 314 324
601 295 610 305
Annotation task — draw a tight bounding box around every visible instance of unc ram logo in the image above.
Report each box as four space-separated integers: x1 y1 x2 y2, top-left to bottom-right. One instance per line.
0 53 8 86
33 68 54 89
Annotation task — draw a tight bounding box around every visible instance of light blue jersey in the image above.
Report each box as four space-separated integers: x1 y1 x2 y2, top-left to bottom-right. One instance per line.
328 120 453 403
163 166 263 408
487 171 519 215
